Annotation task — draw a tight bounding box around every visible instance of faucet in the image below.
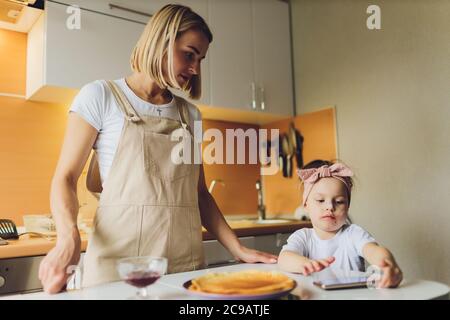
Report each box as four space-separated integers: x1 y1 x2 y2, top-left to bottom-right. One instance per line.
256 179 266 220
208 179 225 194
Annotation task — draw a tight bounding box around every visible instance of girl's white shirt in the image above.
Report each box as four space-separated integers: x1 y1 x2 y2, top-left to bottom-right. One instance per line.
281 224 377 271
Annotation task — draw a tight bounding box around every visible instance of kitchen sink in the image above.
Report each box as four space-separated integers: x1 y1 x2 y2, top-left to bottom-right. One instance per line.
225 217 297 226
253 219 292 224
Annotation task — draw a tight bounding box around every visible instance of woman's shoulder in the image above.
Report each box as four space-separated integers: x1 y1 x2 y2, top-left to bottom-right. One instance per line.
71 80 110 108
70 80 117 128
79 79 108 96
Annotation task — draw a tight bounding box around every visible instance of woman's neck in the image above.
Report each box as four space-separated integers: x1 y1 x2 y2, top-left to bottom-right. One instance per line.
125 72 172 105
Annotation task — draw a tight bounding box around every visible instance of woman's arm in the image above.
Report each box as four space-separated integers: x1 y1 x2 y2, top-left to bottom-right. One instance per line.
39 112 98 294
197 165 277 263
363 242 403 288
278 251 335 275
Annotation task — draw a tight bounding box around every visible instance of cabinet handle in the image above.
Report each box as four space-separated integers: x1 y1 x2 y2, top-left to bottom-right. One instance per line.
260 86 266 111
251 82 257 110
109 3 153 18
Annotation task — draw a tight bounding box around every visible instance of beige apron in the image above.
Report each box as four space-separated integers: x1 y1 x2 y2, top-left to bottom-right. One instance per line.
82 80 204 288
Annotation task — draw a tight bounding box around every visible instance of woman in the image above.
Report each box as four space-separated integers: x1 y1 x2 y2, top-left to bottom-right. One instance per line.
39 4 277 293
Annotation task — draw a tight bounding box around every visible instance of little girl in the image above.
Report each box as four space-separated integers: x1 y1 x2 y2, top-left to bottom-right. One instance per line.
278 160 403 288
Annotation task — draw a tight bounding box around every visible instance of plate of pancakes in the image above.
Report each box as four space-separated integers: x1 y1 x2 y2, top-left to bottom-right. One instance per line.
183 269 297 300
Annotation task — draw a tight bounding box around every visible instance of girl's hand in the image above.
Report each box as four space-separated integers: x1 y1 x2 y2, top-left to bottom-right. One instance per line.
377 259 403 288
233 245 278 264
301 256 335 276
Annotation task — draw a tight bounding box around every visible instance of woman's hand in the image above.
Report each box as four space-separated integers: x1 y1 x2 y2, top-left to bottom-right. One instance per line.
38 232 81 294
301 256 335 276
377 258 403 288
232 245 278 264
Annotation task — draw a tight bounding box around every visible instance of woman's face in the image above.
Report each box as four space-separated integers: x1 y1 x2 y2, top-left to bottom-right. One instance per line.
304 178 350 233
164 28 209 88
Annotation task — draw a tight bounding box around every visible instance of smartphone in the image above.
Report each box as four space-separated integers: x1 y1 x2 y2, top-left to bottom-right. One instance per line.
313 276 368 290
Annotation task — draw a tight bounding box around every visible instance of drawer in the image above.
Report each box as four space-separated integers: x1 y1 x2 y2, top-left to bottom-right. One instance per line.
0 253 85 295
0 256 44 295
203 236 255 267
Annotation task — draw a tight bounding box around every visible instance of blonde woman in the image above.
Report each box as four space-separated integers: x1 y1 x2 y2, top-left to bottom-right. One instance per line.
39 4 277 294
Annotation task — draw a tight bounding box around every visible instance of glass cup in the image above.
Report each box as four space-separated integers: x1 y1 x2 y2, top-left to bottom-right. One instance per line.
116 256 168 299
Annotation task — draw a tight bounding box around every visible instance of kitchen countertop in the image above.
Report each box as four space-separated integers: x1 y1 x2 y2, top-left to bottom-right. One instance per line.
0 220 311 259
2 263 448 300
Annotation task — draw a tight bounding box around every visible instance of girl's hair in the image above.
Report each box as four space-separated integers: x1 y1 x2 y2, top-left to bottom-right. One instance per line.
301 159 354 223
130 4 213 99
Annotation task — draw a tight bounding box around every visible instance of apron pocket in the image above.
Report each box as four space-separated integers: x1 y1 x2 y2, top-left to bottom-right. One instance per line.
91 205 140 259
83 205 141 287
143 131 192 182
137 206 171 258
167 207 204 273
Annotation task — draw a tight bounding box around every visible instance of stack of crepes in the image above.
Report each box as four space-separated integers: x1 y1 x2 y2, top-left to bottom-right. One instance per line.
188 270 295 295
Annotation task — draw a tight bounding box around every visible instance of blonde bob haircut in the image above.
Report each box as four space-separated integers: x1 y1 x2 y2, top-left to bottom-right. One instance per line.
130 4 213 100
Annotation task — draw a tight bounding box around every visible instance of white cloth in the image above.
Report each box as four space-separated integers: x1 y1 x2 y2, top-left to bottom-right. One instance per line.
281 224 377 271
69 78 202 185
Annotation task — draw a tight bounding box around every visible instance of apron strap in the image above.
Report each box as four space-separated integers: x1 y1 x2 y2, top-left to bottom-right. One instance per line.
105 80 141 122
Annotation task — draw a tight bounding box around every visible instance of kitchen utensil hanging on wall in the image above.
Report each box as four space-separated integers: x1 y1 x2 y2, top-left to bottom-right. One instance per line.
262 138 272 165
285 131 295 177
281 134 291 178
289 122 304 170
279 134 286 177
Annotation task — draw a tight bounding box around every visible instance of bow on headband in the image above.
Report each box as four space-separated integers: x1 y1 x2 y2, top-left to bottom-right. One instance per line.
297 163 354 207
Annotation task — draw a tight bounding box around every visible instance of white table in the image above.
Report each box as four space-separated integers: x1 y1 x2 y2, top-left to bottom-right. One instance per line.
2 263 448 300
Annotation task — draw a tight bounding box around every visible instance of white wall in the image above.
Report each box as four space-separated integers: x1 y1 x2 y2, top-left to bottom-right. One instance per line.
291 0 450 284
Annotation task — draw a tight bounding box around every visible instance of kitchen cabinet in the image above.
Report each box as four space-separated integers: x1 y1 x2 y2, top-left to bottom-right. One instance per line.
203 236 255 267
252 0 294 116
27 0 144 103
207 0 254 111
203 233 289 267
26 0 211 106
26 0 292 118
0 255 44 295
0 253 86 295
207 0 294 116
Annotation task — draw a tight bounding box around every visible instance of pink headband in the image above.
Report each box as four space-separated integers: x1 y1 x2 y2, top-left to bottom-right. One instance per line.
297 163 354 207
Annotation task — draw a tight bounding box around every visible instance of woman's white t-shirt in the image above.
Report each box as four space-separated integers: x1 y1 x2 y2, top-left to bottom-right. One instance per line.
69 78 202 185
281 224 377 271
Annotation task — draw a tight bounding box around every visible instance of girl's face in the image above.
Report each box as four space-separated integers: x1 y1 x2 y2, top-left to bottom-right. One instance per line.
304 178 350 234
163 28 209 88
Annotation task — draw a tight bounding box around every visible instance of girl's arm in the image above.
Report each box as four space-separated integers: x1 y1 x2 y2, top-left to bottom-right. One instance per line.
39 113 98 294
197 165 277 263
278 251 335 275
363 242 403 288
